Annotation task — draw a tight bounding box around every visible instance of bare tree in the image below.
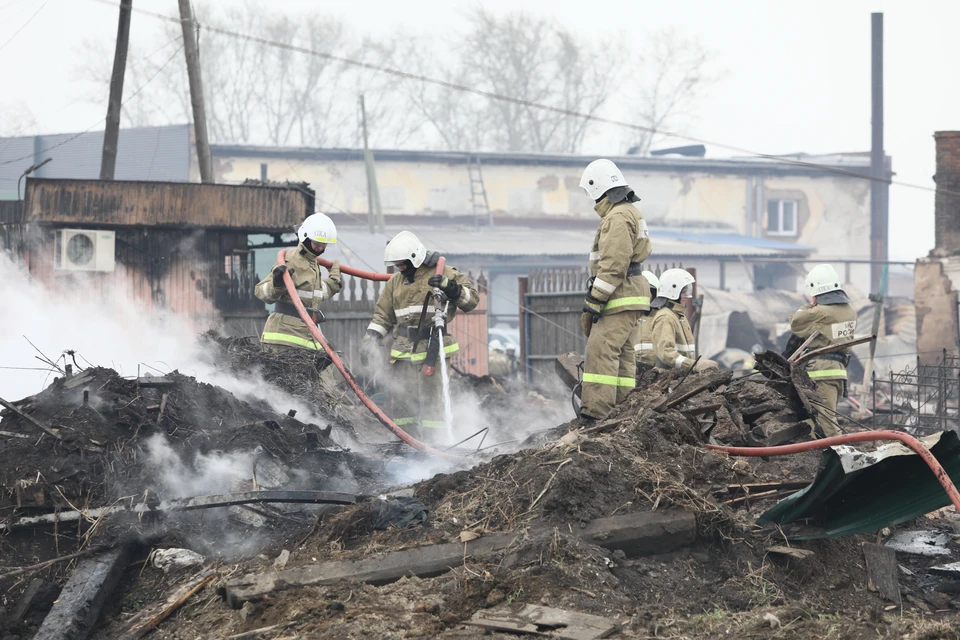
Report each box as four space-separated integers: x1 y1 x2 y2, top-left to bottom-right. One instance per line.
623 28 720 156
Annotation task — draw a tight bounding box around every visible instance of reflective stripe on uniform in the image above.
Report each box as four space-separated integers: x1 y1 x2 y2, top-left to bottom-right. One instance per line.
394 417 418 426
262 332 321 350
808 369 847 379
582 373 636 388
420 420 446 429
588 251 601 261
675 355 686 369
676 344 696 353
634 342 654 351
604 296 650 310
390 343 460 361
367 322 388 336
460 288 471 305
593 278 617 295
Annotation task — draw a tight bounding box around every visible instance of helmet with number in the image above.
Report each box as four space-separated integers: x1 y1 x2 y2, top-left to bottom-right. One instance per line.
384 230 427 268
658 269 695 301
642 270 660 296
805 264 842 297
579 159 627 201
297 212 338 245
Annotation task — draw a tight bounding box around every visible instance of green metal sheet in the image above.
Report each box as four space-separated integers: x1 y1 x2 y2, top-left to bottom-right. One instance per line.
758 432 960 539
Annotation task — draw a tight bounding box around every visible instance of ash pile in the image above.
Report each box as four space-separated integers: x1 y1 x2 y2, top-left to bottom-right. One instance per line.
2 347 960 639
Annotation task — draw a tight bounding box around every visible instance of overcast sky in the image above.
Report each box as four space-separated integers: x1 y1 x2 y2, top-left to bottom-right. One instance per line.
1 0 957 261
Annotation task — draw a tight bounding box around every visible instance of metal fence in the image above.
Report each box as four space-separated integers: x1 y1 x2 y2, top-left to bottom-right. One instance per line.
870 350 960 432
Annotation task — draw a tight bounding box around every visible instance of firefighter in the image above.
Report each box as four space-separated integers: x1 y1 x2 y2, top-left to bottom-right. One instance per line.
783 264 857 437
634 270 659 375
363 231 478 441
487 340 514 381
578 159 653 420
650 269 718 372
254 212 341 352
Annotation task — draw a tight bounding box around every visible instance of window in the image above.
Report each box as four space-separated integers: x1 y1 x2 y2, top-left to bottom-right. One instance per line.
767 199 798 236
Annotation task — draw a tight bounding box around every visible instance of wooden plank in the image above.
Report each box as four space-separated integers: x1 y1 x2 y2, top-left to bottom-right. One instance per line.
576 510 697 557
0 396 61 441
116 570 215 639
225 533 521 608
136 376 176 388
33 546 134 640
795 335 876 365
766 546 814 560
863 542 901 605
787 331 821 363
466 604 616 640
8 578 46 627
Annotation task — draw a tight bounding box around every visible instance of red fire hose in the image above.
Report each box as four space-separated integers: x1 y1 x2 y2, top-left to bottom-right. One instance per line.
316 257 391 282
276 250 459 460
707 431 960 513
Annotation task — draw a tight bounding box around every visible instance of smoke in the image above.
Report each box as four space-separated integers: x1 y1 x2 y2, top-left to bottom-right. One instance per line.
143 433 254 498
0 251 333 430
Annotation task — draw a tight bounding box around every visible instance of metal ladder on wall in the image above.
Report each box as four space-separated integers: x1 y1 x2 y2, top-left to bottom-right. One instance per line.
466 155 493 227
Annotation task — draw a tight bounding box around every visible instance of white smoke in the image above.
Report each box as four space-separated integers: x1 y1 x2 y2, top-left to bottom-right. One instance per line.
143 433 254 498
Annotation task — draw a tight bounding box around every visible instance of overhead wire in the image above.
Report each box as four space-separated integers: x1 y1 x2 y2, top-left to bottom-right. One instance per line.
83 0 960 200
0 0 47 53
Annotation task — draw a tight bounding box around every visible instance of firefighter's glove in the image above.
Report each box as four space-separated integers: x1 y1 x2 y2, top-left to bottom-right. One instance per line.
360 332 380 367
582 295 603 322
580 312 594 338
328 259 342 285
272 265 294 288
428 274 462 301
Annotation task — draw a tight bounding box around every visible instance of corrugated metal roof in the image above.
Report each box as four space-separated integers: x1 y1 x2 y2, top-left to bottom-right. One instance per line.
324 225 810 273
23 178 313 231
0 125 191 199
212 144 883 177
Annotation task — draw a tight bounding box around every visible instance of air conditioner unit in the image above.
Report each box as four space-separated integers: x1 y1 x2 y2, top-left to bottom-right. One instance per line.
54 229 116 272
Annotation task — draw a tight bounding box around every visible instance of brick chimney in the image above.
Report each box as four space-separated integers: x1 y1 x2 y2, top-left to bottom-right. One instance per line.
934 131 960 256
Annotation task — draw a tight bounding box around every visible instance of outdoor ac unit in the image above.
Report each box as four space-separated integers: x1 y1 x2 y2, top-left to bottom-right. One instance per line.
54 229 116 272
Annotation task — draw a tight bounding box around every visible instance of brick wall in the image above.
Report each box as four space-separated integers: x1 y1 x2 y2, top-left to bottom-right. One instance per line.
934 131 960 256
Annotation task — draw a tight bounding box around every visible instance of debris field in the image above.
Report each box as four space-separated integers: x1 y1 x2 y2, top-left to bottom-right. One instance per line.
2 344 960 639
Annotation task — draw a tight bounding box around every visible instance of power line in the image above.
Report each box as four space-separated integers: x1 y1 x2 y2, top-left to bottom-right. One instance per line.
0 0 47 53
84 0 959 200
0 40 184 168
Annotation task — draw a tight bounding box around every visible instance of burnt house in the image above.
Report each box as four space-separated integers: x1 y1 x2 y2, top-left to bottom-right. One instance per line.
11 177 314 335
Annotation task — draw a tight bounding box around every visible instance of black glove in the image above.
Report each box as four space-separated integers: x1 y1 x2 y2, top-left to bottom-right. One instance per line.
582 294 603 323
272 265 294 287
782 333 804 358
428 274 462 300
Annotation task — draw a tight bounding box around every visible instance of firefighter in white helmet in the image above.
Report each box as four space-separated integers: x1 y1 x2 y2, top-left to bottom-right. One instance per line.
578 159 653 420
650 269 718 371
783 264 857 437
254 212 342 352
364 231 478 440
634 270 660 375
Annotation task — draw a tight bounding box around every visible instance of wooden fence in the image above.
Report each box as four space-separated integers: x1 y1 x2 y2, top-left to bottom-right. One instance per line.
518 264 691 385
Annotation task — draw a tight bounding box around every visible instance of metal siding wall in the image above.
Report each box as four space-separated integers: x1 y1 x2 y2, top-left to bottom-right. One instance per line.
448 290 488 376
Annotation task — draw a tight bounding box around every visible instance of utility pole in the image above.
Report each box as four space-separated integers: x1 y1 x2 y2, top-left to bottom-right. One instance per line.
99 0 132 180
869 12 888 293
360 94 384 234
178 0 214 183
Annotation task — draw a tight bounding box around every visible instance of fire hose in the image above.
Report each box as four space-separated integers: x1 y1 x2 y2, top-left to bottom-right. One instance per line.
276 250 460 460
707 431 960 513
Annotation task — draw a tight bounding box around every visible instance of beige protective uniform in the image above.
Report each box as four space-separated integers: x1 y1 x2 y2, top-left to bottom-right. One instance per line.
254 243 342 351
488 349 514 380
789 301 857 437
634 314 656 370
367 260 478 438
650 301 718 372
581 197 653 419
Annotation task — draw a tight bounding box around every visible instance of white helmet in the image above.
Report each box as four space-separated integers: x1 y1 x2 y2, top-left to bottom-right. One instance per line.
489 340 505 353
641 270 660 292
805 264 842 297
384 230 427 268
658 269 695 301
297 212 338 244
579 159 627 201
